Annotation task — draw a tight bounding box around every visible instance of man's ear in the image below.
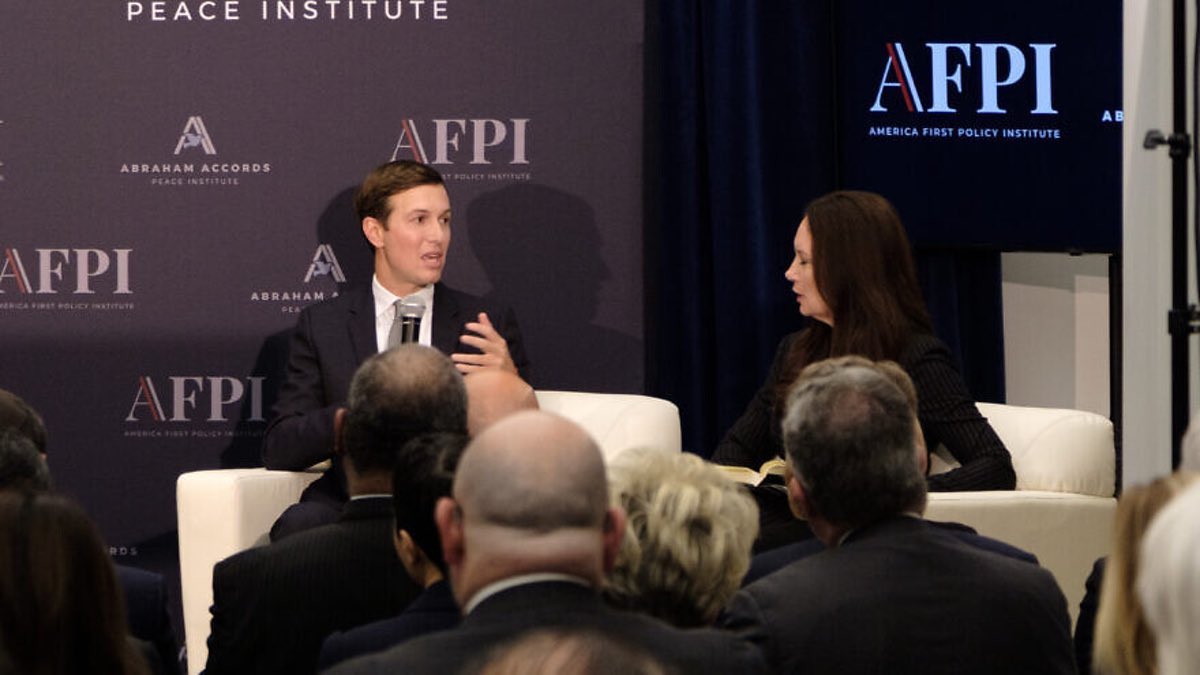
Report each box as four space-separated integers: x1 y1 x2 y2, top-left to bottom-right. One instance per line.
363 216 389 249
787 473 811 521
600 506 627 575
913 418 929 476
333 408 348 457
434 497 464 568
393 529 417 567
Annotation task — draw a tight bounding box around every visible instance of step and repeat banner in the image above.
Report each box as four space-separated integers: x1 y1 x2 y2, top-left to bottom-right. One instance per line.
0 2 644 549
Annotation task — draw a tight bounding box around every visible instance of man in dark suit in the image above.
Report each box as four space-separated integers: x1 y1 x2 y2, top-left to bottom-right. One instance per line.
325 410 768 675
205 345 467 675
722 360 1075 675
263 160 530 539
317 432 467 669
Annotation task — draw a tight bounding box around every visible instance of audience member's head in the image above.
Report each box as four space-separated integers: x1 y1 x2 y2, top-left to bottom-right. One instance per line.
788 355 927 471
603 447 758 626
392 431 470 586
436 410 624 607
464 370 539 437
781 360 925 545
0 430 50 492
1094 471 1198 675
338 345 467 490
0 491 148 675
468 628 672 675
1135 480 1200 675
0 388 47 455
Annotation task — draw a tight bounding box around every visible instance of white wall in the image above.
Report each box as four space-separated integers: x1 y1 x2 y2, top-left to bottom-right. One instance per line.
1002 253 1110 419
1004 1 1198 489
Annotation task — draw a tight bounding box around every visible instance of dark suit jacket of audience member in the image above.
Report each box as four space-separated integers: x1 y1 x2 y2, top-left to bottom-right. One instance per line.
263 282 530 506
742 519 1039 586
205 497 421 675
724 516 1075 675
318 578 459 670
1073 556 1105 675
116 564 178 674
324 581 768 675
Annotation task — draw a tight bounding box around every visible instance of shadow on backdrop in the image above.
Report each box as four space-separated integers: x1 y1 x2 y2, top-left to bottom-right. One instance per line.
316 185 373 288
221 185 367 467
467 184 643 393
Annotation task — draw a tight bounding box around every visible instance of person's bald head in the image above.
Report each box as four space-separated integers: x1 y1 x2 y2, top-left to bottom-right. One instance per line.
464 371 539 437
437 411 624 604
455 410 608 532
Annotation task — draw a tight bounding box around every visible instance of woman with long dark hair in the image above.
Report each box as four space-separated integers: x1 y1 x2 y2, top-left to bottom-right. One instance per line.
0 492 151 675
713 190 1014 492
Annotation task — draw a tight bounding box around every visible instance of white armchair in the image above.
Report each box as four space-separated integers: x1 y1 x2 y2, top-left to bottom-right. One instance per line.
175 391 681 674
925 402 1117 625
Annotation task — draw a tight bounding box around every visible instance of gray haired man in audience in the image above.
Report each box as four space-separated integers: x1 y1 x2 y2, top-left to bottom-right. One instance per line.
327 410 767 674
206 344 467 675
722 361 1075 675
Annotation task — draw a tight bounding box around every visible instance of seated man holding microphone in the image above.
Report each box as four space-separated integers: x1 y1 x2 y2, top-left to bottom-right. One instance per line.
263 160 530 540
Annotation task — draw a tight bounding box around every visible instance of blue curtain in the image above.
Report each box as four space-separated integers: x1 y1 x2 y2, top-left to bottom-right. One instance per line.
646 1 1006 456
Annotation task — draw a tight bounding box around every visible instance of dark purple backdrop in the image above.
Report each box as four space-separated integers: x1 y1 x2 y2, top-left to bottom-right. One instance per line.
0 2 645 552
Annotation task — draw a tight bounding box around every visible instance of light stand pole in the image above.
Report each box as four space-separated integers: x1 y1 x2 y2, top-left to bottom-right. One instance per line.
1144 0 1194 468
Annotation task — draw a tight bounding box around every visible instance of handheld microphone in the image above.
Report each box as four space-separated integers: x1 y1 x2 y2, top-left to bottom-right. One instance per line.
397 296 426 344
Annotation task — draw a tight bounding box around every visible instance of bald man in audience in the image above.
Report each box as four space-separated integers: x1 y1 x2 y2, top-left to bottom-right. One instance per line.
326 411 767 674
465 370 539 436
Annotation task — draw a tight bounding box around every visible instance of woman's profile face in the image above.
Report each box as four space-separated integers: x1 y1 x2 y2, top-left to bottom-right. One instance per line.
784 218 833 325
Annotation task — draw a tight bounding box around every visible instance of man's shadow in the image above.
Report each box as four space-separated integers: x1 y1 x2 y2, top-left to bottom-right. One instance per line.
467 184 643 393
220 186 367 468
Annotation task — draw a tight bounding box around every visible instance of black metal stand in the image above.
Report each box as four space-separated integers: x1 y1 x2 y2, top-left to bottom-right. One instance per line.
1143 0 1195 469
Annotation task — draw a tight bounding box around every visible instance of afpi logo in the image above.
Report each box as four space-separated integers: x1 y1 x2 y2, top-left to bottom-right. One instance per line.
174 116 217 155
871 42 1057 115
391 118 530 165
126 375 266 423
0 248 132 294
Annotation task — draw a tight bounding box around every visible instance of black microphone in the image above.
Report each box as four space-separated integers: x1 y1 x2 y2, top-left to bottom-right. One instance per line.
397 296 426 344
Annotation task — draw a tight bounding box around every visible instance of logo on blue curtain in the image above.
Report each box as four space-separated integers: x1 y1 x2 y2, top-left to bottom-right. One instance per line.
870 42 1057 116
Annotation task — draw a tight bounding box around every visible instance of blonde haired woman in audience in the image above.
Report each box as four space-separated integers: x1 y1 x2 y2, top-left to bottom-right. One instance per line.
604 447 759 627
1092 471 1198 675
1136 480 1200 675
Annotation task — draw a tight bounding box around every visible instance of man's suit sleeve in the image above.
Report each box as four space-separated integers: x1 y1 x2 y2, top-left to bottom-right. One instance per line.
262 306 339 471
205 556 252 675
720 588 779 672
493 304 531 381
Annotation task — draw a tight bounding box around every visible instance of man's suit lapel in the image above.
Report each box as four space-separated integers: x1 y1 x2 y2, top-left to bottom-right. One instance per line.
346 285 379 363
432 283 463 354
